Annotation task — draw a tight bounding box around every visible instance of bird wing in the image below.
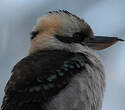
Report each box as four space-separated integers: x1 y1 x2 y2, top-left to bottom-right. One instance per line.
1 50 90 110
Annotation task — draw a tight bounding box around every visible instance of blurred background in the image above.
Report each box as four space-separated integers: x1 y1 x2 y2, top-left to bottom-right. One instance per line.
0 0 125 110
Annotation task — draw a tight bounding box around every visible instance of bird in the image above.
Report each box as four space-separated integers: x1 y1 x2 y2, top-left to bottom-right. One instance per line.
1 10 124 110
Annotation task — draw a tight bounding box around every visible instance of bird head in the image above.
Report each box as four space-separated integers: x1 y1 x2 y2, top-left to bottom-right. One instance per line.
28 10 124 55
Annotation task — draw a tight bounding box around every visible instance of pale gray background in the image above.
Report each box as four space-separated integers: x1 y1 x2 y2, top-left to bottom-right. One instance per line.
0 0 125 110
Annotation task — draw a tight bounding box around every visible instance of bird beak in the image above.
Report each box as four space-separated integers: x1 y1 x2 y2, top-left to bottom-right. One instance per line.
85 36 124 50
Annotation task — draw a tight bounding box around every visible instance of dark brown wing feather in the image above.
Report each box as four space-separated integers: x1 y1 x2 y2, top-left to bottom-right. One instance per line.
1 50 88 110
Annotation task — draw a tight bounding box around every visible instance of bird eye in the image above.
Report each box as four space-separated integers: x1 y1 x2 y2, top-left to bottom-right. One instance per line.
73 32 81 38
73 32 83 42
73 32 90 43
30 31 39 40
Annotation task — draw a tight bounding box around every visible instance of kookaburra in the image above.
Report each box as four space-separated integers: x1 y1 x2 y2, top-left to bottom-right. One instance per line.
1 10 124 110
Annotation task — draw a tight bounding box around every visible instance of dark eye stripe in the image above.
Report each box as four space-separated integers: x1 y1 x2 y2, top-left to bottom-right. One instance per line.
30 31 39 40
55 32 89 44
55 35 73 43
